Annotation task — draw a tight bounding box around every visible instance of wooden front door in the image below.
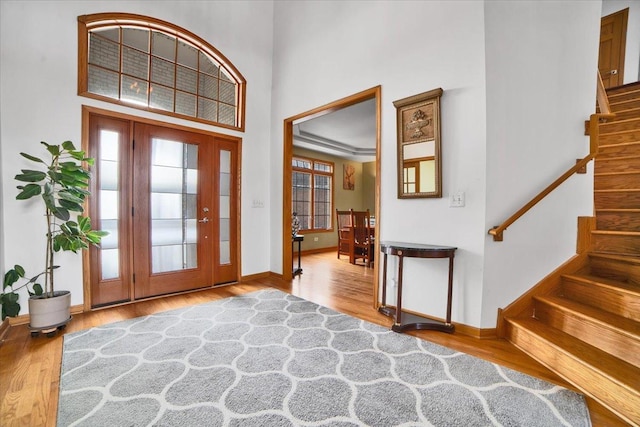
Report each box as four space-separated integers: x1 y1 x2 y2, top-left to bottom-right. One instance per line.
87 113 238 307
599 8 628 89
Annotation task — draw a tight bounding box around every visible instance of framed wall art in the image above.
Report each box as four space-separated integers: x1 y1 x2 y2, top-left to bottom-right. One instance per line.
393 87 443 199
343 163 355 190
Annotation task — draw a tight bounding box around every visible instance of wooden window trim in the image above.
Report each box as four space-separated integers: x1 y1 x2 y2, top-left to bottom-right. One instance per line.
292 155 335 232
78 13 246 132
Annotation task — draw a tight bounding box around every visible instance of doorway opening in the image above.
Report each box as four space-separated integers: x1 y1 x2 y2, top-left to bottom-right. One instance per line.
282 86 381 307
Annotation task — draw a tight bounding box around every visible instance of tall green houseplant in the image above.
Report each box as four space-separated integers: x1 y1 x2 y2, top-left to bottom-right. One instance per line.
1 141 106 321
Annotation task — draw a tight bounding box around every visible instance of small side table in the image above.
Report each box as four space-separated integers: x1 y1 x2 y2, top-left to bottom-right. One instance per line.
378 241 457 333
292 234 304 276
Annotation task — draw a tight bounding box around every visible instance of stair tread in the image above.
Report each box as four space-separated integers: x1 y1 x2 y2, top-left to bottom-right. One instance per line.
606 81 640 94
588 252 640 264
534 294 640 338
596 209 640 213
609 88 640 98
594 188 640 193
601 117 640 125
608 89 640 100
563 273 640 293
507 317 640 388
591 229 640 236
609 98 640 107
595 171 640 176
599 141 640 149
596 154 640 162
599 128 640 136
608 107 640 114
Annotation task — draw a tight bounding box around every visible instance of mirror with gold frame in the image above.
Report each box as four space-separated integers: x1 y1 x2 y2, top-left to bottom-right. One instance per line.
393 88 442 198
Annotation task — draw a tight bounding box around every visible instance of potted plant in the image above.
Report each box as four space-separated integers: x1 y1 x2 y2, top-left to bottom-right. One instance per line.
0 140 106 330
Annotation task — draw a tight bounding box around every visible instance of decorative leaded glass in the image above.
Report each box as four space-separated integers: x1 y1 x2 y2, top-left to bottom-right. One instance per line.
81 14 244 129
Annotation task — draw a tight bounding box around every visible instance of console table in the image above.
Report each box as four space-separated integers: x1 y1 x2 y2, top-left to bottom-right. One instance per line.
378 241 457 333
292 234 304 277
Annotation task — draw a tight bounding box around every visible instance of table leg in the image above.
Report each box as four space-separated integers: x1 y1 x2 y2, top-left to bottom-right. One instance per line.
395 254 404 327
292 239 303 276
445 254 454 324
381 253 388 306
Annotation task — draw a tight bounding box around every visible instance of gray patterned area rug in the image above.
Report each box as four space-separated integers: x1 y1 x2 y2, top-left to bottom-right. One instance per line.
58 289 591 426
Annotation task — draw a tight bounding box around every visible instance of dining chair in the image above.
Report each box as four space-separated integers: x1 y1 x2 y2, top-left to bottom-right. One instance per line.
336 209 353 260
350 209 374 268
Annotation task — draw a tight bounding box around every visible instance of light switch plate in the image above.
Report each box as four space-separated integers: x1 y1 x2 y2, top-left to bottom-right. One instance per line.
450 191 465 207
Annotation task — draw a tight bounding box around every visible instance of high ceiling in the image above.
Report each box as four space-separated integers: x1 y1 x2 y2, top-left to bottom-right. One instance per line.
293 98 376 162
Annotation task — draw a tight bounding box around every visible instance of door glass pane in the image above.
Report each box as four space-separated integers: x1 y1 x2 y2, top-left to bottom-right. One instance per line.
219 150 231 265
99 130 120 280
151 138 198 273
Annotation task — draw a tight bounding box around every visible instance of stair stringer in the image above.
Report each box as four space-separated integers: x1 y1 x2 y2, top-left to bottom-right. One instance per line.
496 217 594 338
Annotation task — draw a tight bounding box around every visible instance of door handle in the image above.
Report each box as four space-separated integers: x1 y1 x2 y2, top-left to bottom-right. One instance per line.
198 217 209 223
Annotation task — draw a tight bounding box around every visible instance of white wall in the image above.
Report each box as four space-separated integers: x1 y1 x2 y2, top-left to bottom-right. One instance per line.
272 0 601 328
602 0 640 84
1 0 605 328
270 0 489 326
0 1 274 314
483 1 602 326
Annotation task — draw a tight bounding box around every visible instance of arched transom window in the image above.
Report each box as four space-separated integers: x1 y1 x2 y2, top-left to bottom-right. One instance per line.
78 13 246 131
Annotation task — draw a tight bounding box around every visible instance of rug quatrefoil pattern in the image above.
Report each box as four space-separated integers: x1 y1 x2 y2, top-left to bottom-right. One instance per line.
58 289 590 426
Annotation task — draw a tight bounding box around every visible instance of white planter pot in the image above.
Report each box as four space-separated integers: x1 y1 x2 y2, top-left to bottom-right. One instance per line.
28 291 71 329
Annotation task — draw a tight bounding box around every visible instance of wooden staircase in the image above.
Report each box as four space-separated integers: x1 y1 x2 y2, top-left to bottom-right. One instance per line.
502 82 640 426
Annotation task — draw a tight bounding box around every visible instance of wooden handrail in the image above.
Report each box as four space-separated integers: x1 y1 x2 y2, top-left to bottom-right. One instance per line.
488 112 615 241
489 70 615 241
596 70 611 115
489 71 615 241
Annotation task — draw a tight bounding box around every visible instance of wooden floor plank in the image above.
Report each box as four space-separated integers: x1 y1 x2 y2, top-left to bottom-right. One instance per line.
0 251 627 426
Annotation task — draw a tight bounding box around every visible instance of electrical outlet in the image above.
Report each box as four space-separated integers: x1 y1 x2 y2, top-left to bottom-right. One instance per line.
314 237 319 242
450 191 465 207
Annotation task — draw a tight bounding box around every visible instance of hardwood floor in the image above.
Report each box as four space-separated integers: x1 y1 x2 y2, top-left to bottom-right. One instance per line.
0 251 627 426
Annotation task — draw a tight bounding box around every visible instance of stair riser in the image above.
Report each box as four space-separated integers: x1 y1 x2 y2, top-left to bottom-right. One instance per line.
610 99 640 112
591 233 640 256
562 278 640 322
599 131 640 146
534 300 640 366
595 157 640 173
505 321 640 425
599 142 640 158
608 90 640 103
600 120 640 134
607 109 640 121
595 192 640 210
589 256 640 284
596 212 640 232
607 83 640 96
595 173 640 190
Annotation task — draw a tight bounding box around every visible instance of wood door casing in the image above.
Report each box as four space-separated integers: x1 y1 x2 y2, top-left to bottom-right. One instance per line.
86 108 240 307
599 8 628 89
